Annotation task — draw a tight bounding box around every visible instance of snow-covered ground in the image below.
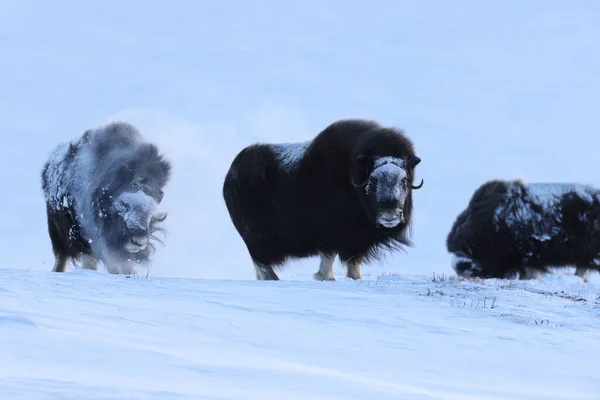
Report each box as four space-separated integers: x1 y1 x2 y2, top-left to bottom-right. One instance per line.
1 268 599 399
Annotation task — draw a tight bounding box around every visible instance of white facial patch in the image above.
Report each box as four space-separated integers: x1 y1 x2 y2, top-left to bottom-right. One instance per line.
114 191 158 231
366 158 407 200
365 157 408 228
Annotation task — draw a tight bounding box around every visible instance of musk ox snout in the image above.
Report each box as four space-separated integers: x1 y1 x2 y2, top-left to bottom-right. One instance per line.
125 233 150 253
113 191 160 251
377 209 404 228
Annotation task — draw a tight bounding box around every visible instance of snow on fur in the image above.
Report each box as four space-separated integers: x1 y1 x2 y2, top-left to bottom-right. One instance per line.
447 179 600 280
365 156 407 199
114 191 159 230
270 140 312 171
43 143 74 211
494 182 598 233
41 121 171 274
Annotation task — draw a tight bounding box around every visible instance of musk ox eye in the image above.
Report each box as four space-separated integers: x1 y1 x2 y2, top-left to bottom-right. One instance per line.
367 176 377 189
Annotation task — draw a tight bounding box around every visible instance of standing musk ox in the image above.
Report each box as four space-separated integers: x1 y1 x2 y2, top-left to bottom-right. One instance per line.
447 179 600 282
41 121 172 275
222 118 424 281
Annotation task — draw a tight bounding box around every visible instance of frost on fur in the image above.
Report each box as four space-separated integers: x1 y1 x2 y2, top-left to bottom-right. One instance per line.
270 140 312 171
41 121 172 274
447 179 600 281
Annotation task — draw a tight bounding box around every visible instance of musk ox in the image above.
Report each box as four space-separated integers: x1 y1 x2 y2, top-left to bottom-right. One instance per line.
41 121 172 275
447 179 600 282
222 118 424 281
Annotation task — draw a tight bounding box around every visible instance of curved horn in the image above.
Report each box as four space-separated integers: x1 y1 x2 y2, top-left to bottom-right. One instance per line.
409 178 424 190
351 177 369 188
351 154 371 188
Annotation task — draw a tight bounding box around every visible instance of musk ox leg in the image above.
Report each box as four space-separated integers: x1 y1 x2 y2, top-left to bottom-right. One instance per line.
81 254 99 271
253 262 280 281
520 267 545 280
52 254 68 273
313 252 336 281
574 267 589 283
343 258 361 280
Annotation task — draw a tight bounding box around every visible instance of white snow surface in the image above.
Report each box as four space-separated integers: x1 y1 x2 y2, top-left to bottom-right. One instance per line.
1 268 599 399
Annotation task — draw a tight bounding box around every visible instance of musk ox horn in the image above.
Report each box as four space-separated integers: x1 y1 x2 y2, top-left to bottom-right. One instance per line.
408 156 421 169
351 177 368 188
350 154 371 188
409 178 424 190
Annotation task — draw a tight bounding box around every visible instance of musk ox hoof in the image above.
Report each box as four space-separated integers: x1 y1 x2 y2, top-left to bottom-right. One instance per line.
346 270 361 280
574 267 590 283
520 267 546 280
313 272 335 281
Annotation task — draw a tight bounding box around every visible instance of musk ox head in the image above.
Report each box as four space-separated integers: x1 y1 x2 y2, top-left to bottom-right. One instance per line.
91 143 171 262
350 154 423 229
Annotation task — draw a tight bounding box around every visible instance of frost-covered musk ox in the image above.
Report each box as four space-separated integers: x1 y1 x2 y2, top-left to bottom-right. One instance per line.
41 121 172 274
222 118 424 281
447 179 600 282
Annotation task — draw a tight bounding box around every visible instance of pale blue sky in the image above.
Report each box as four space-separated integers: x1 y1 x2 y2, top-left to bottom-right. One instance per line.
1 1 599 280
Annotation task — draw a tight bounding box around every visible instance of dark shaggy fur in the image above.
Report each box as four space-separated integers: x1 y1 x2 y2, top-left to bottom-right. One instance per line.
222 118 424 280
41 121 172 274
446 179 600 281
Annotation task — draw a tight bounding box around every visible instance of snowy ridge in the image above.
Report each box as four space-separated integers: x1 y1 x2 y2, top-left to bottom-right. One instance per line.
1 269 599 399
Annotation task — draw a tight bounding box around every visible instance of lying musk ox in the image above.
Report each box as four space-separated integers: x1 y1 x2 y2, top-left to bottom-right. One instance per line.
41 121 172 274
222 118 424 281
447 179 600 282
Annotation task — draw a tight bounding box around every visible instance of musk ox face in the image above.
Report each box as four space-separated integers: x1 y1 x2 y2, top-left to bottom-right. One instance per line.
107 190 161 254
351 155 423 229
93 150 170 261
